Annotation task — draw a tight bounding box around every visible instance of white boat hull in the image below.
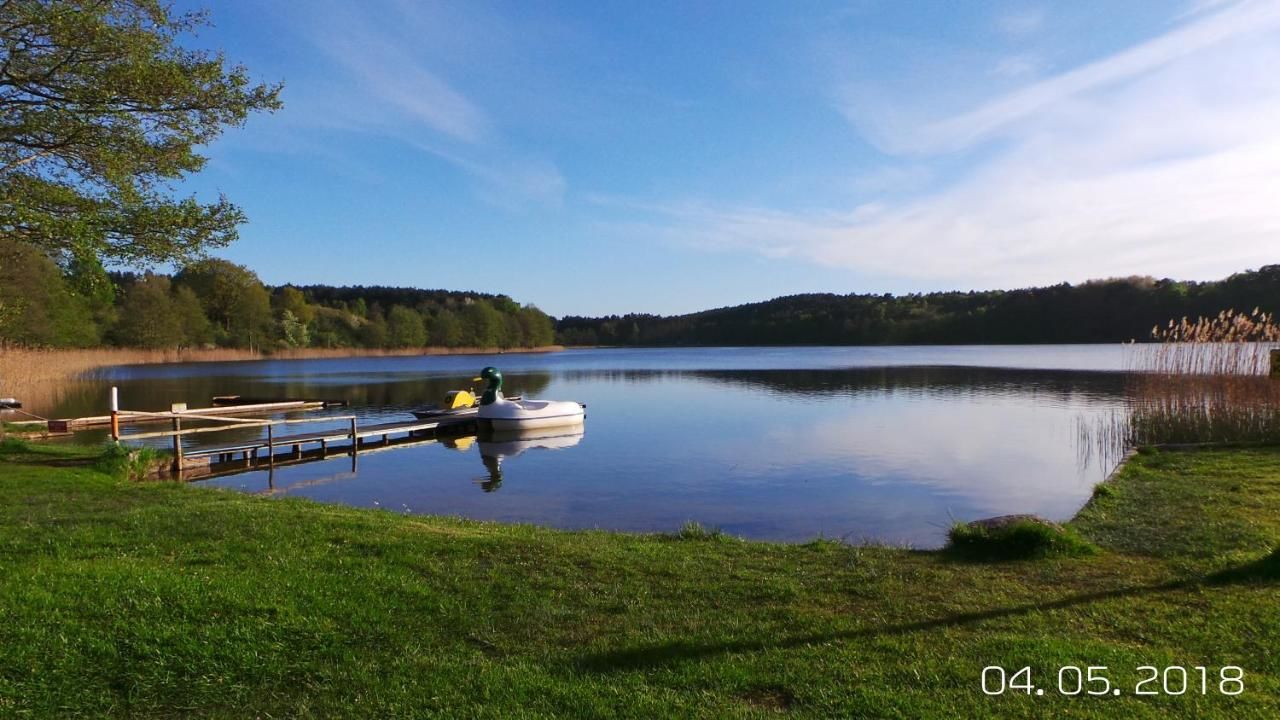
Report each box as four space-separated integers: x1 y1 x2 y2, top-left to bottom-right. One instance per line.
478 395 585 431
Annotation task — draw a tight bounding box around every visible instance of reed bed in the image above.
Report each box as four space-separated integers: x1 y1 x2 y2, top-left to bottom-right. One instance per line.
1107 310 1280 448
0 343 563 416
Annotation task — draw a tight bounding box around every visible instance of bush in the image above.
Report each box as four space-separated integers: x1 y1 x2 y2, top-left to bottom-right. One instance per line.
674 521 729 541
95 443 166 481
947 517 1096 560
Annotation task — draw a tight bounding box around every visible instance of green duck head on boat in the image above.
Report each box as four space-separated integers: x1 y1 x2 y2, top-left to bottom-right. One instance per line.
473 366 503 405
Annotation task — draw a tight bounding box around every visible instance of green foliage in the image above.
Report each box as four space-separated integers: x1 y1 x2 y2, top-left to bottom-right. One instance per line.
174 259 272 348
460 299 505 347
278 309 310 348
0 0 281 268
558 265 1280 346
0 238 98 346
673 520 731 541
2 258 554 351
947 519 1097 560
172 285 212 347
386 305 426 348
94 443 164 482
273 286 315 324
359 306 389 348
111 274 183 348
429 308 464 347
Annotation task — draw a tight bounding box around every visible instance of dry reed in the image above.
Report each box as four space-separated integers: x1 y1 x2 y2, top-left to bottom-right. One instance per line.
0 343 563 415
1118 309 1280 446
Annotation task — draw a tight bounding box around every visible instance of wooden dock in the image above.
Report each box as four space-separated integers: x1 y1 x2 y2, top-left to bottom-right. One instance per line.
6 400 327 431
32 386 479 477
120 411 478 475
184 417 476 464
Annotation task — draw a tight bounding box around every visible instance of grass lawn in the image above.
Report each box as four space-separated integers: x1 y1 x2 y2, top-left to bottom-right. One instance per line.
1 439 1277 718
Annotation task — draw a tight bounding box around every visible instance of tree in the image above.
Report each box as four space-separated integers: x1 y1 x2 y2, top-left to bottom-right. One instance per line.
171 285 211 347
0 1 282 267
519 305 556 347
459 299 504 348
112 273 181 347
0 236 97 345
273 286 315 324
359 305 388 348
174 259 272 348
279 309 309 348
429 308 463 347
386 305 426 348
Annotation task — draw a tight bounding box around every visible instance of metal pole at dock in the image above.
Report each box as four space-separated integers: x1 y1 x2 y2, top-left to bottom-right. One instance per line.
109 387 119 442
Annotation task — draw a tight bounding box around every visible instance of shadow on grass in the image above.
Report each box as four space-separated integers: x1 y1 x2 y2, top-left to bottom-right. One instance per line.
575 548 1279 674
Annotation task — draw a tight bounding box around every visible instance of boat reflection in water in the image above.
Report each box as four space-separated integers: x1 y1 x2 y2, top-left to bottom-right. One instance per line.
448 427 585 492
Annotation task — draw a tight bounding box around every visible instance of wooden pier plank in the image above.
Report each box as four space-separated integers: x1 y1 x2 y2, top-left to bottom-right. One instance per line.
182 416 474 460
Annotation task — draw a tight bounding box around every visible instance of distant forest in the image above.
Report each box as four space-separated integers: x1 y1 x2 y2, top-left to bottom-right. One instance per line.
556 266 1280 346
0 241 554 351
4 233 1277 352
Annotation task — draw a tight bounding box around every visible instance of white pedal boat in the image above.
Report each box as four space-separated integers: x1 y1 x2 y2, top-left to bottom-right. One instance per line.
473 366 585 431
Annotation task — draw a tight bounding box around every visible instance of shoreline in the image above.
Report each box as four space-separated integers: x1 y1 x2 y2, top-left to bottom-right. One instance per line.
1 440 1276 715
0 344 563 414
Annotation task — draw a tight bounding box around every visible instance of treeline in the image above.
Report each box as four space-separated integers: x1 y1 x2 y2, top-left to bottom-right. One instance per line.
557 266 1280 346
0 240 554 350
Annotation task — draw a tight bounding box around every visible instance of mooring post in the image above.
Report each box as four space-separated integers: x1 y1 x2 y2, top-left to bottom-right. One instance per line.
267 423 275 467
1271 348 1280 378
350 417 359 455
110 384 120 440
171 416 183 473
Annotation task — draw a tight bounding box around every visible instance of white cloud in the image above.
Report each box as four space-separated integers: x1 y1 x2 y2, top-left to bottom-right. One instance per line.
280 0 564 206
911 0 1280 154
308 4 490 144
617 0 1280 289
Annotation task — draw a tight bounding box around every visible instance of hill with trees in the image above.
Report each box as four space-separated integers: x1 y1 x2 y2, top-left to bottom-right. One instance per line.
556 266 1280 346
0 247 554 351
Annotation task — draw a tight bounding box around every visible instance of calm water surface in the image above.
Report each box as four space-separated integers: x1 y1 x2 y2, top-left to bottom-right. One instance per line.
50 346 1131 547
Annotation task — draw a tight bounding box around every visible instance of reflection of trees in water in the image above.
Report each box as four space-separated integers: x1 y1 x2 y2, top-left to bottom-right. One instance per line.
338 372 553 408
562 367 1127 403
51 371 554 418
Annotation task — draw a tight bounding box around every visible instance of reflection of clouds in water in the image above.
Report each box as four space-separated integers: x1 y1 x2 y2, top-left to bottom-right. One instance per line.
81 348 1137 546
706 391 1119 512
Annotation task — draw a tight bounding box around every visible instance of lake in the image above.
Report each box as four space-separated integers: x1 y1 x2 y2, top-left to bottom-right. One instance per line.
49 346 1133 547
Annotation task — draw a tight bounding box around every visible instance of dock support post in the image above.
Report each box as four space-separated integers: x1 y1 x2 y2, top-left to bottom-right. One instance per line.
1271 349 1280 378
267 424 274 467
171 416 183 473
320 439 328 458
109 387 120 443
350 417 359 455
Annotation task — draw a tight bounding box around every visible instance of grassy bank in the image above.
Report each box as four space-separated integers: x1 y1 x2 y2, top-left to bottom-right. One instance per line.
1 442 1277 717
0 344 564 414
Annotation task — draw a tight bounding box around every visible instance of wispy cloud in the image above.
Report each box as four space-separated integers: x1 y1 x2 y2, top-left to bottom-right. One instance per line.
995 7 1046 37
899 0 1280 154
273 0 561 206
611 0 1280 290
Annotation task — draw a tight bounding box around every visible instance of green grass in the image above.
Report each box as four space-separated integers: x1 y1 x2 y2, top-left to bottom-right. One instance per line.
1 440 1278 718
947 519 1097 560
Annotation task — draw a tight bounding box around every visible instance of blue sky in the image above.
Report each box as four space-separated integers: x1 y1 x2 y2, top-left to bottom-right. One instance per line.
179 0 1280 316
